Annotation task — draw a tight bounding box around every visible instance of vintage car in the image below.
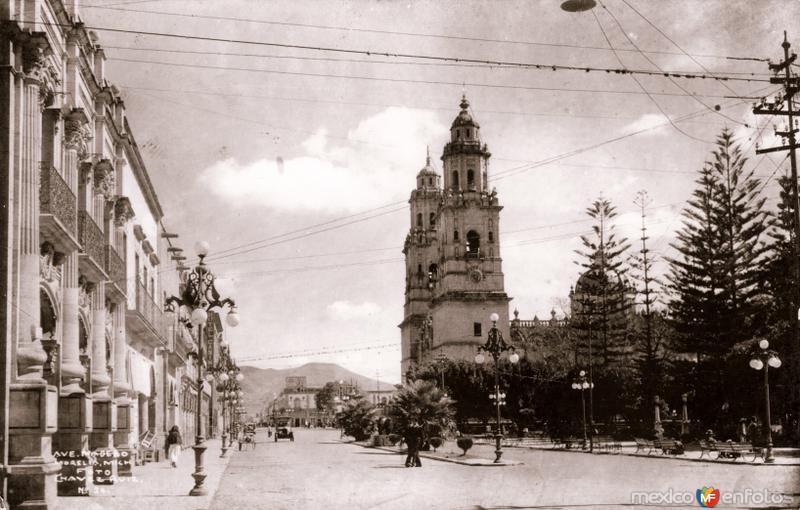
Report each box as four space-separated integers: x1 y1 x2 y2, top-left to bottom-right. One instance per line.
275 426 294 441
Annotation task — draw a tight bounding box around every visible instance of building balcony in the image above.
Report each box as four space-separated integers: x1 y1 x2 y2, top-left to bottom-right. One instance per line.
105 244 126 302
78 211 107 283
40 163 80 254
126 281 165 348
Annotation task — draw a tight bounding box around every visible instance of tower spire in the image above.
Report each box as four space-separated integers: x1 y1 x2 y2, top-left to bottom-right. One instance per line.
426 145 431 165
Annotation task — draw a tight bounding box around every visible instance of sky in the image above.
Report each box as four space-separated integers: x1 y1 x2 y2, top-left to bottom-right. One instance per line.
81 0 796 383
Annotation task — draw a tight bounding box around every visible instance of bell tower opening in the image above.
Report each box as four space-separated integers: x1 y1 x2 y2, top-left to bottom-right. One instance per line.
466 230 480 258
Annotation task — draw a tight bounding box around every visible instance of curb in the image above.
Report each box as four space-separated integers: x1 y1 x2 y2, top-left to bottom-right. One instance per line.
498 444 800 466
342 440 522 467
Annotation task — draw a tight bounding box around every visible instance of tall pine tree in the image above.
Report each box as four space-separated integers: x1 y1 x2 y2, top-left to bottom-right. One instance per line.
572 198 633 368
667 128 771 423
629 191 669 414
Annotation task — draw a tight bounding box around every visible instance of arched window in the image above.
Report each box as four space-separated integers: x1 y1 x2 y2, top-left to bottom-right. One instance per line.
466 230 480 257
467 169 475 189
416 212 423 228
451 170 459 189
456 129 461 140
417 264 423 275
488 231 494 243
428 178 432 185
453 230 459 242
429 212 435 225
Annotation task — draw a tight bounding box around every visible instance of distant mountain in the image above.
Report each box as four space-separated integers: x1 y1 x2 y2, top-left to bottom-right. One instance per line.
237 362 394 417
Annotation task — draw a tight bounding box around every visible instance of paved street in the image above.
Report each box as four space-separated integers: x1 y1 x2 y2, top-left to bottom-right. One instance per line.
210 428 800 510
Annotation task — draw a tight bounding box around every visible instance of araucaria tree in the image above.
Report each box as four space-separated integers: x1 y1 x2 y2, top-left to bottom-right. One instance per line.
629 191 670 416
667 128 771 423
572 197 632 367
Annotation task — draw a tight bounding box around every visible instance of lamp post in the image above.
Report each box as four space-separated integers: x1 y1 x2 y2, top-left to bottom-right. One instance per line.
208 354 245 458
474 313 519 463
749 339 781 463
165 241 239 496
571 370 593 450
435 350 448 393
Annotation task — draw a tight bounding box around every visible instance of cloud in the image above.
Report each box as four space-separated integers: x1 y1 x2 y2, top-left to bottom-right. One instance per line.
327 300 381 320
622 113 670 135
199 107 447 213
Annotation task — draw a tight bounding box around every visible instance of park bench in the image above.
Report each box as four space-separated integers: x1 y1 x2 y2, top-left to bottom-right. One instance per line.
653 438 684 455
552 437 584 449
594 435 621 453
634 438 655 454
698 440 718 459
714 442 762 462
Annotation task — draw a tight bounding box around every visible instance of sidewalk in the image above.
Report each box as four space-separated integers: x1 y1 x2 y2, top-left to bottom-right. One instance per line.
57 438 232 510
485 438 800 466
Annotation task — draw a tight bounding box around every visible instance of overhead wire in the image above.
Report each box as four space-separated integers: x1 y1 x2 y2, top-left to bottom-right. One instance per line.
12 19 769 86
590 8 713 144
599 1 746 127
108 56 761 98
80 4 768 63
100 43 772 78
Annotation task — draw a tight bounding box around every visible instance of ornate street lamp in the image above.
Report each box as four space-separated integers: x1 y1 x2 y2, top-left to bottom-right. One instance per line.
435 350 448 394
571 370 594 451
165 241 239 496
208 349 245 458
474 313 519 463
749 339 781 463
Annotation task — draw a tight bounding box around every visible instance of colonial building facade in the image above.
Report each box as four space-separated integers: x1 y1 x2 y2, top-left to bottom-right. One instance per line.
0 1 229 507
400 96 511 378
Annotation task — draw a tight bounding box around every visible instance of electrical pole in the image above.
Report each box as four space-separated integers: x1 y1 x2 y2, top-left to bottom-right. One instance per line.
753 31 800 444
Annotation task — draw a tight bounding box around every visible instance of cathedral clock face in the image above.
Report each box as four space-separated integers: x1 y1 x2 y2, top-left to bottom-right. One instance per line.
469 268 483 283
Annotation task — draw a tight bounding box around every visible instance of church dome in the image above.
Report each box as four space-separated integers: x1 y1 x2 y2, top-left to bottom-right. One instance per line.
416 147 440 189
451 95 480 129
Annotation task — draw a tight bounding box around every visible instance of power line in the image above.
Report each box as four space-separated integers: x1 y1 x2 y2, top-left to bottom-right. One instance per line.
80 4 768 62
597 1 745 128
238 342 401 363
108 56 761 98
101 43 772 78
600 0 742 125
591 8 713 144
119 84 731 125
14 19 769 86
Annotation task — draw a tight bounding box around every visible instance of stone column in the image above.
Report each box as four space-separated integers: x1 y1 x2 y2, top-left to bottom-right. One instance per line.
113 304 134 476
16 54 47 381
8 45 61 510
91 287 111 396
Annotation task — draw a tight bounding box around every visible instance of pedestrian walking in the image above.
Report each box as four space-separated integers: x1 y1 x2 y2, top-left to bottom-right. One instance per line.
403 423 422 467
166 425 182 468
747 416 759 445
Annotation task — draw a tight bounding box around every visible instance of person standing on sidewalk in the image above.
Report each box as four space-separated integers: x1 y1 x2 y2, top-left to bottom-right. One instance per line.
166 425 183 468
403 422 422 468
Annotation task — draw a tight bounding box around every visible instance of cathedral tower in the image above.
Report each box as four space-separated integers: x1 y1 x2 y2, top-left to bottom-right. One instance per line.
400 96 510 378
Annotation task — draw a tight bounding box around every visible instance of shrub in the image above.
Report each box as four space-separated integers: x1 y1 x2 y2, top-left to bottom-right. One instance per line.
387 433 401 446
336 399 376 441
456 437 473 456
429 437 443 452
